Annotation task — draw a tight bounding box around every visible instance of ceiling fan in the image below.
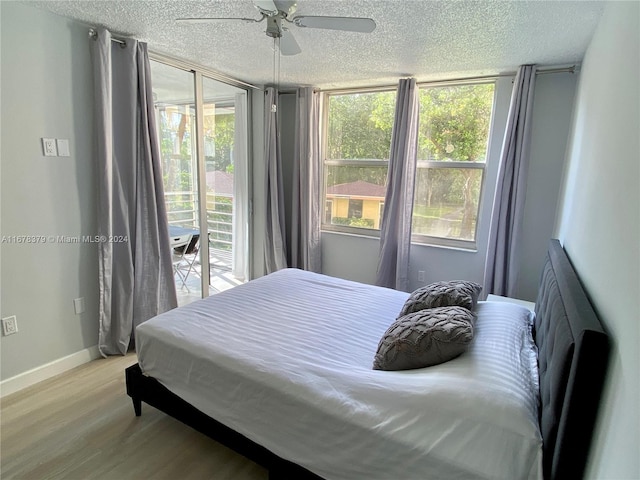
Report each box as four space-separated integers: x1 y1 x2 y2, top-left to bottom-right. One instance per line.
176 0 376 56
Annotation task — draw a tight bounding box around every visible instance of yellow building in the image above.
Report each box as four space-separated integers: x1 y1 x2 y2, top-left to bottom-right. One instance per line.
325 180 386 229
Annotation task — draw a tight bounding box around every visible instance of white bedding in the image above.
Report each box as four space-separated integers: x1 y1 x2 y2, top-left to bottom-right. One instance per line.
136 268 542 480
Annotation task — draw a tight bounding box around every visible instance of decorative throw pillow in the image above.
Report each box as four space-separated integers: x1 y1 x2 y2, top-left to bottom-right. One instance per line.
373 306 475 371
398 280 483 317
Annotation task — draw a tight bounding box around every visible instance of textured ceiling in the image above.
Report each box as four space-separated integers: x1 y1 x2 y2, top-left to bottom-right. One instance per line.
27 0 605 89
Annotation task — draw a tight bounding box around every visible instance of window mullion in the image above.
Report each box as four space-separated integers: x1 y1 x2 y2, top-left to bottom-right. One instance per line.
325 159 389 167
416 161 485 169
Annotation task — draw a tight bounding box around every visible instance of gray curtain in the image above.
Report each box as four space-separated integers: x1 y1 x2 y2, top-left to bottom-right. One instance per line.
264 87 288 273
232 92 249 281
291 87 322 272
376 78 420 291
91 29 176 357
483 65 537 298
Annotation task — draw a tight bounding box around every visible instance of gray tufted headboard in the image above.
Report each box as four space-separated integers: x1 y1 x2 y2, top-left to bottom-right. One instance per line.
534 239 610 480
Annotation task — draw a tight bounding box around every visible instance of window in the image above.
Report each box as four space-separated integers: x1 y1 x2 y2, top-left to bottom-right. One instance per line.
323 89 395 233
322 82 495 248
413 83 495 247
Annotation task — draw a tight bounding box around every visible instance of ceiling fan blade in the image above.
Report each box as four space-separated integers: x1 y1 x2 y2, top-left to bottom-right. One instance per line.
253 0 279 15
280 29 301 56
176 17 259 24
273 0 298 16
293 16 376 33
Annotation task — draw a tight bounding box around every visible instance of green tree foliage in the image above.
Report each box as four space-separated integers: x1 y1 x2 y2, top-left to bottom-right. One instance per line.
418 84 494 162
207 195 233 250
332 217 375 228
327 91 395 160
158 107 238 227
157 109 197 222
204 112 235 175
415 84 494 238
326 91 395 188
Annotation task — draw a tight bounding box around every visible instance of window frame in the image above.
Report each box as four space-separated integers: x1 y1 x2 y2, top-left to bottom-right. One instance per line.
320 80 497 250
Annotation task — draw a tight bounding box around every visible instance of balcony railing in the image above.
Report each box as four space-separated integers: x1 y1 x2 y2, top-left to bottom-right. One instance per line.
165 190 233 269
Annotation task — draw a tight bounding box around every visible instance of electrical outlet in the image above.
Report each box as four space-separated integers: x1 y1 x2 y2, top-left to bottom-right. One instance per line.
2 316 18 336
42 138 57 156
418 270 426 282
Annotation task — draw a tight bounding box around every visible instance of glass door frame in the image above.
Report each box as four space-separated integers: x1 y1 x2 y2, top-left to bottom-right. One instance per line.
149 51 258 298
193 71 210 296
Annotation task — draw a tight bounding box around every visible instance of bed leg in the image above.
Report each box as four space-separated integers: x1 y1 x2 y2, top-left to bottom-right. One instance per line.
125 363 144 417
132 397 142 416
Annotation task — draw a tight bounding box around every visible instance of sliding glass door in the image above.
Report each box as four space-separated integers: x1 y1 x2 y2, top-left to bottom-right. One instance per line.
150 60 249 305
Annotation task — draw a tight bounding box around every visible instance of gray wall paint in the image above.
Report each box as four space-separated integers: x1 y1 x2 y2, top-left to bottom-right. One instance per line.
555 2 639 478
1 2 98 380
279 93 297 266
517 72 577 300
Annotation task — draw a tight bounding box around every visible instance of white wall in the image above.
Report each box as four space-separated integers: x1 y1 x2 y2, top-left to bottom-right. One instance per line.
1 2 98 380
555 2 639 478
320 73 576 299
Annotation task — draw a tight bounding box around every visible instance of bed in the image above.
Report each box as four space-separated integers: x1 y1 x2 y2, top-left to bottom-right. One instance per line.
126 239 609 479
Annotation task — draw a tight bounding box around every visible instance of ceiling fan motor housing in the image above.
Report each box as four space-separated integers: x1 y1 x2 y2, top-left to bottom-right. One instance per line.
266 16 282 38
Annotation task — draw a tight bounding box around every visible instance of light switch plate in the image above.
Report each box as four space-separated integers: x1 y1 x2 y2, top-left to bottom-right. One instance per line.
57 139 70 157
73 297 85 315
42 138 57 156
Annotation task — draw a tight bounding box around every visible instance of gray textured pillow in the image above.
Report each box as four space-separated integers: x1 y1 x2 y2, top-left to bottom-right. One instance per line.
373 306 475 371
398 280 482 317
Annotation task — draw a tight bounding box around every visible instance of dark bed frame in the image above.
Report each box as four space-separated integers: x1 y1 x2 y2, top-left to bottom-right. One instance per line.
126 239 609 480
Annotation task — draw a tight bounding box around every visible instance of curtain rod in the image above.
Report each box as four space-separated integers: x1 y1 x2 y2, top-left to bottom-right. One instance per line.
88 28 126 45
87 28 259 91
321 65 578 93
421 65 578 87
537 65 577 76
438 65 577 82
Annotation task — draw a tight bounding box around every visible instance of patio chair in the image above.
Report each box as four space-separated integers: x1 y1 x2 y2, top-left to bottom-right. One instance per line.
182 236 201 282
170 233 192 291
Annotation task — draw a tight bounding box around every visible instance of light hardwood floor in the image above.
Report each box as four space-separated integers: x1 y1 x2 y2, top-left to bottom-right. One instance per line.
0 353 267 480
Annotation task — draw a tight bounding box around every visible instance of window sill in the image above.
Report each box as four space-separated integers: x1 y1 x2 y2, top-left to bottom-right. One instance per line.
321 229 479 253
321 229 380 241
411 241 478 254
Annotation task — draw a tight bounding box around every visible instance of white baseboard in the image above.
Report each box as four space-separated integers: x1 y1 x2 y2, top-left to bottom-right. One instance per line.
1 345 101 398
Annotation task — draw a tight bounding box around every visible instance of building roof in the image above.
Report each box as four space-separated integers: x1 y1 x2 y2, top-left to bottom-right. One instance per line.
326 180 386 199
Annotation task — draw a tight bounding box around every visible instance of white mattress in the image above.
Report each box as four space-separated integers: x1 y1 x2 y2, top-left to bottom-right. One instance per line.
136 269 542 480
